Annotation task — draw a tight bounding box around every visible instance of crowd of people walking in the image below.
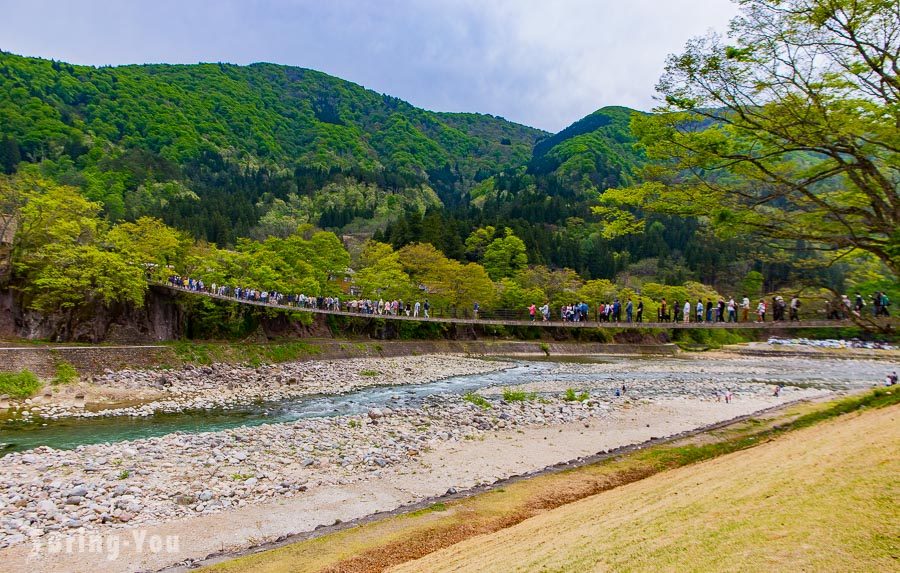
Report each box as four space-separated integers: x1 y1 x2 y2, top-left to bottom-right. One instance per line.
164 276 889 325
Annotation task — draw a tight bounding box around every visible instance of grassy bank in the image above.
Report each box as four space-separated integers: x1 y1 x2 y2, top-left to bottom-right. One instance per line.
201 388 900 573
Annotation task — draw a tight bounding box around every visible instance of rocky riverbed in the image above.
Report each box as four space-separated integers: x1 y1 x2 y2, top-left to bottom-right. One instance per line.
0 351 888 555
3 355 510 420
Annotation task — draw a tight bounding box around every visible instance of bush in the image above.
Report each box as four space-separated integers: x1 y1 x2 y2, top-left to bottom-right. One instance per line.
502 389 537 402
563 388 589 402
0 370 43 398
52 361 79 385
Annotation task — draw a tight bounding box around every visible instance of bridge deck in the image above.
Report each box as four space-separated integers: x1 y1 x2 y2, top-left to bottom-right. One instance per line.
153 284 895 331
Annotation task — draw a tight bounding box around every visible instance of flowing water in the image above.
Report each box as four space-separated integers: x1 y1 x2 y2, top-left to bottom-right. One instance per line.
0 355 878 455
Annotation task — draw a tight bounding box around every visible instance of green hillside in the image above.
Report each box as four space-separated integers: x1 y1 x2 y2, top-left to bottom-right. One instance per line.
0 51 544 241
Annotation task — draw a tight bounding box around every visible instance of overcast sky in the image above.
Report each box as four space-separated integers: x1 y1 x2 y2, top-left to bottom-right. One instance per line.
0 0 738 132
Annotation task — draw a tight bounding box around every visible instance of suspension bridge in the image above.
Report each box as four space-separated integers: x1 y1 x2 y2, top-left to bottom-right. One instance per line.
153 283 895 331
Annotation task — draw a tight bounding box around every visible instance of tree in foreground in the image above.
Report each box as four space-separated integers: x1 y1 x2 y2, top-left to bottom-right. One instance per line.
597 0 898 278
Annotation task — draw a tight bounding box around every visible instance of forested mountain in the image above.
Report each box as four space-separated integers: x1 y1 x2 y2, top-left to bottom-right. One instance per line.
0 51 544 242
0 52 782 293
379 106 750 288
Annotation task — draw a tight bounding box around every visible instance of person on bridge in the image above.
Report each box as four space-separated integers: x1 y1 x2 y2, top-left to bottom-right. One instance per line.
696 299 704 323
413 301 420 317
854 292 866 316
683 301 691 323
659 298 667 322
473 301 480 319
789 296 801 321
625 299 633 323
636 299 644 323
424 299 430 318
727 297 737 322
756 299 767 322
529 303 537 322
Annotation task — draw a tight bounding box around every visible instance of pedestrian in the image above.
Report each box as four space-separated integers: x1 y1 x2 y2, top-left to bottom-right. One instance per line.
424 299 430 318
727 297 736 322
414 301 420 317
625 299 633 323
529 303 536 322
683 300 691 323
636 299 644 323
854 292 866 315
789 296 801 321
473 301 479 319
696 299 704 323
741 295 750 322
756 299 766 322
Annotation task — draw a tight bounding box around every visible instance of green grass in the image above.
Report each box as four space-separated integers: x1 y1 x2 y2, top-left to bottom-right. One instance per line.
359 369 381 377
0 370 42 398
502 389 537 402
463 392 492 409
638 387 900 469
563 388 589 402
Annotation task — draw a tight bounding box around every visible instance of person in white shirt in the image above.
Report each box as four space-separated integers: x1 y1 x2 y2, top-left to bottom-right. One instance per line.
741 296 751 322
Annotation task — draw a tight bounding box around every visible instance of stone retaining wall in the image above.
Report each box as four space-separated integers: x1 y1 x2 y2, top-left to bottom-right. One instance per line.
0 340 678 379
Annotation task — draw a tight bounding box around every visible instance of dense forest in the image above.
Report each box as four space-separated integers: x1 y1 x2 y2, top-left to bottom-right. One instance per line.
1 48 890 312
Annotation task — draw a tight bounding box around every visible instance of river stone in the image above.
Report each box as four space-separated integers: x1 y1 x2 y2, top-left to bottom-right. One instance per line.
37 500 56 513
67 485 88 497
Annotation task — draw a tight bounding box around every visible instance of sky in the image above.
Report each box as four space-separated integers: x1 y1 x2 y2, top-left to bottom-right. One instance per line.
0 0 738 132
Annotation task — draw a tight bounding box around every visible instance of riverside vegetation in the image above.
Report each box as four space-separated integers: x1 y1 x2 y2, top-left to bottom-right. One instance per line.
1 0 897 340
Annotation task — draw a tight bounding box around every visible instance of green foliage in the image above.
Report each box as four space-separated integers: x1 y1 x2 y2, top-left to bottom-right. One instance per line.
0 369 42 398
595 1 899 279
563 388 589 402
481 228 528 280
502 389 537 402
0 51 544 244
52 360 78 385
359 369 380 377
463 392 492 409
117 470 130 480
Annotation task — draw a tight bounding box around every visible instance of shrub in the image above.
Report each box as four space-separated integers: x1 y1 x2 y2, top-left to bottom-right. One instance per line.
52 361 78 385
502 389 537 402
563 388 590 402
0 370 42 398
463 392 492 409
